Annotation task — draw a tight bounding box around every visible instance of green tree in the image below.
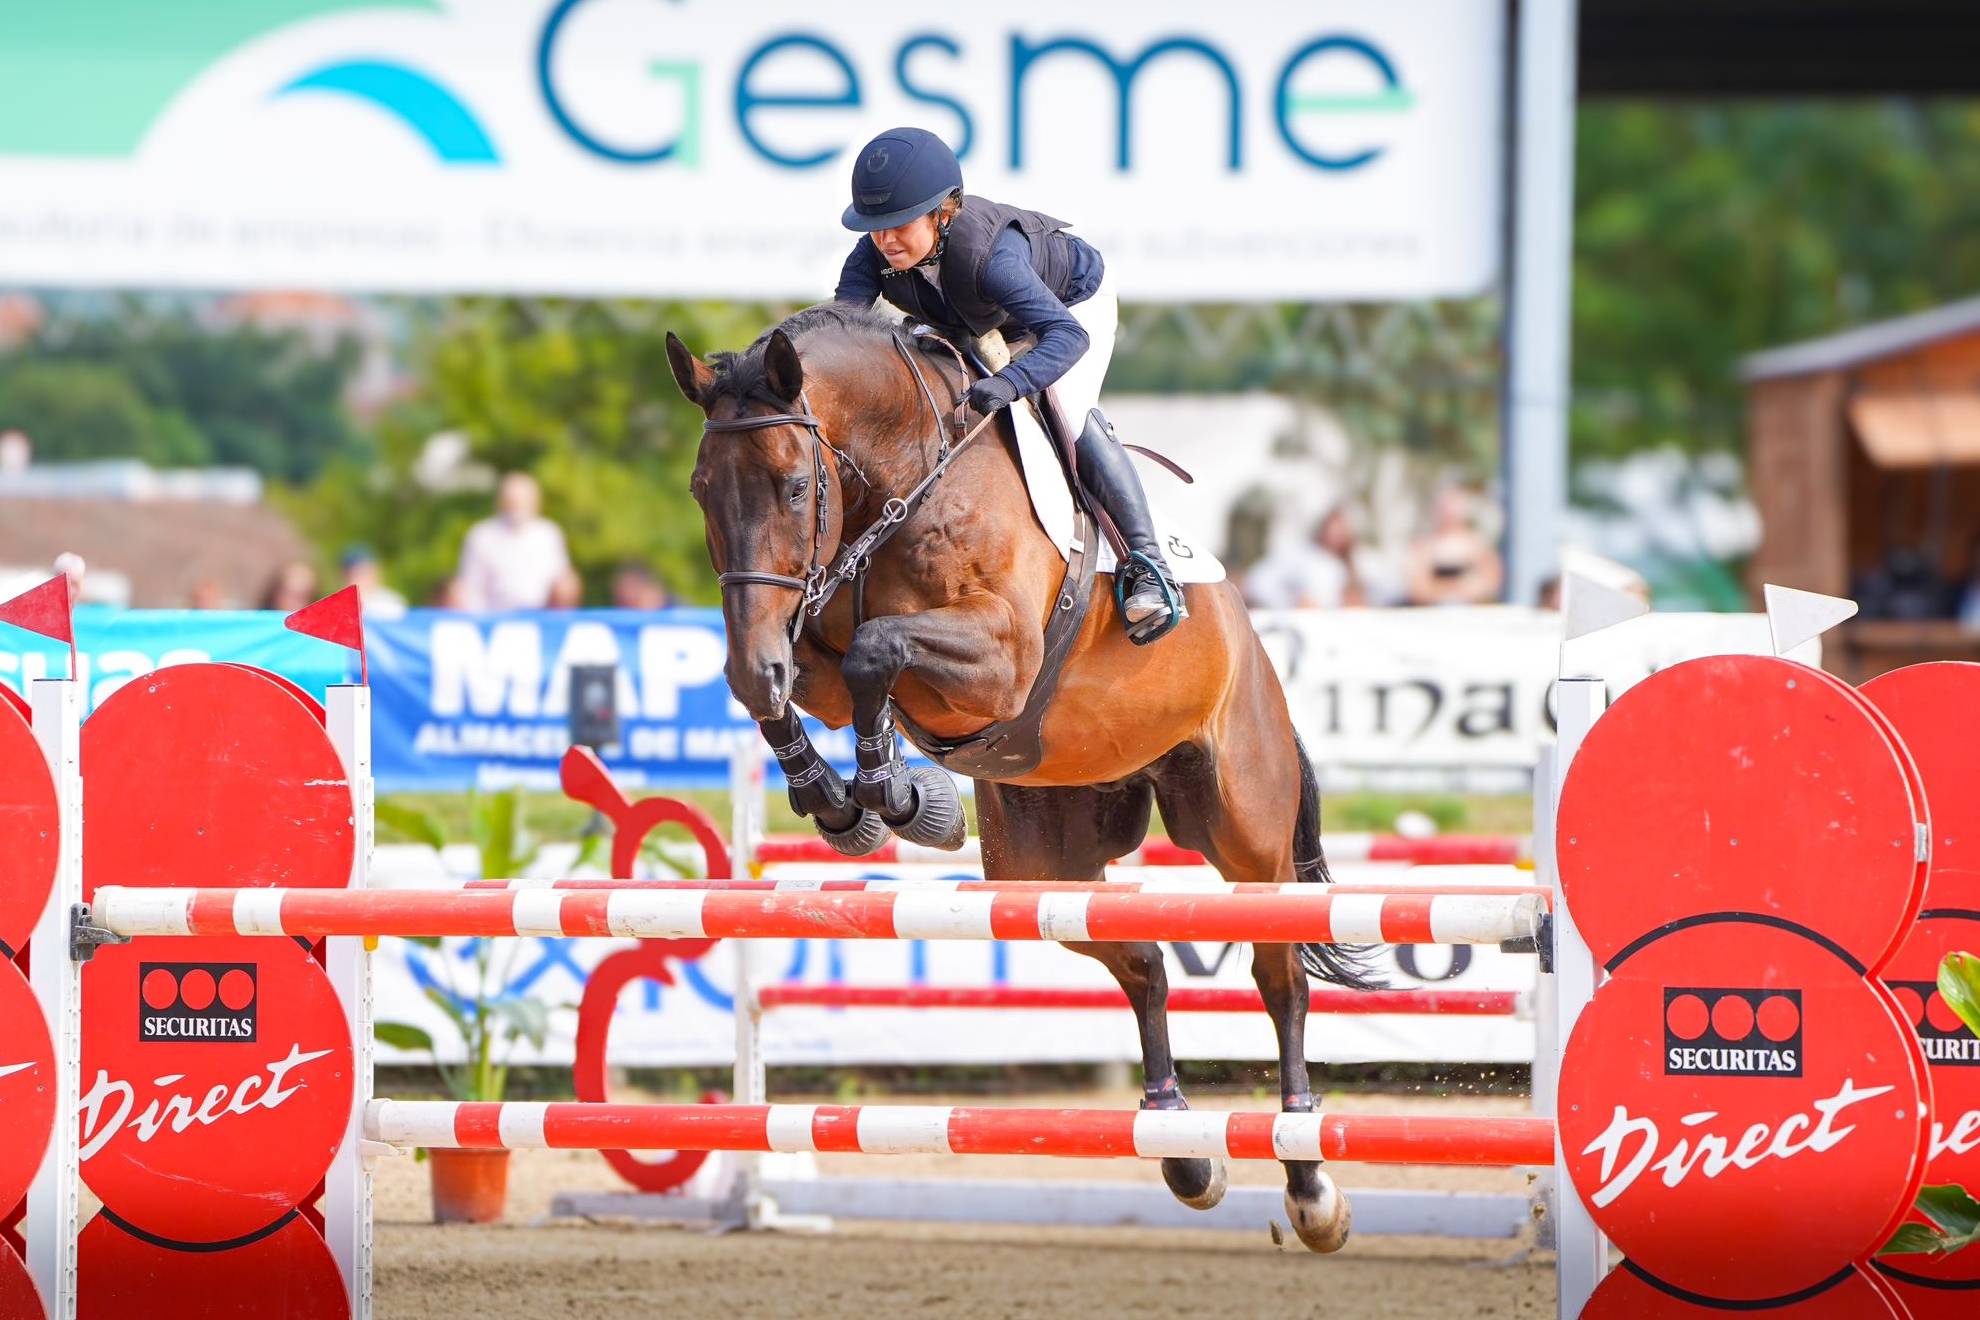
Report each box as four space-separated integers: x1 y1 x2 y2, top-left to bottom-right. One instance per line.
1573 101 1980 461
0 357 207 466
292 298 779 606
1 298 365 481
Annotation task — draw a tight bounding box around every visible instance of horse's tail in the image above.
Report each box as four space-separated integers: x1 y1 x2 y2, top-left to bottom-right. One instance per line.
1291 733 1386 992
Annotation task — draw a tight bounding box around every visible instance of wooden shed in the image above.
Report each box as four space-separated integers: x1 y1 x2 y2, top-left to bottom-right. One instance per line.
1741 296 1980 680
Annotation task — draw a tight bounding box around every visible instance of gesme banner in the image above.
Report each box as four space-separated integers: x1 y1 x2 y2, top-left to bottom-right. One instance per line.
0 606 1807 794
0 1 1503 300
371 864 1540 1068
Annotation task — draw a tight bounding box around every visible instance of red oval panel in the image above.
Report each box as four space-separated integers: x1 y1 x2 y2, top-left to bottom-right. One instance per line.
81 935 352 1243
1560 923 1927 1302
78 1211 348 1320
1559 655 1923 969
1880 912 1980 1284
0 694 59 955
82 664 354 898
0 1240 44 1320
221 664 326 723
0 963 56 1218
1864 661 1980 911
1876 1270 1980 1318
1584 1262 1904 1317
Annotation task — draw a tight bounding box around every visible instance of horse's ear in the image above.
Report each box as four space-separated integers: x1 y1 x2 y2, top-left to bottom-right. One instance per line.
666 331 716 408
763 328 804 402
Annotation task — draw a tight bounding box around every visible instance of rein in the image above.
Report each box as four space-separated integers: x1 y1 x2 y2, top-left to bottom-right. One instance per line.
707 331 999 642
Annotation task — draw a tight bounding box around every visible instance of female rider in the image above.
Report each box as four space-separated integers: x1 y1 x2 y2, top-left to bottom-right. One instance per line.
833 126 1185 645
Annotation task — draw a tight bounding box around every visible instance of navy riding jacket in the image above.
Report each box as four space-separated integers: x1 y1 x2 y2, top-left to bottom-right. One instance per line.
835 228 1105 400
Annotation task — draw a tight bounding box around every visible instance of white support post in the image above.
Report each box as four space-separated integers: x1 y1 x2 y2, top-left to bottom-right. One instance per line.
1548 677 1608 1317
321 686 374 1320
728 737 768 1224
25 679 81 1320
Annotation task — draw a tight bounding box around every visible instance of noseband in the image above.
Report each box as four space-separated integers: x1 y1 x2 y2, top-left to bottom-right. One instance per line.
703 332 998 644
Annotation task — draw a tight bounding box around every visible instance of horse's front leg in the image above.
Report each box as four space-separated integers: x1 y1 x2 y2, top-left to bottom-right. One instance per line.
840 602 1030 850
755 629 885 855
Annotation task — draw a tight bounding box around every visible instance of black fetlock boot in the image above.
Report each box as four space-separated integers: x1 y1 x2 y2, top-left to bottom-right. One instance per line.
1074 409 1187 645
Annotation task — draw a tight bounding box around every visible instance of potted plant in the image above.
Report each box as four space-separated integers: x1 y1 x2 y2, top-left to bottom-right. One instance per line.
374 790 573 1224
1880 952 1980 1261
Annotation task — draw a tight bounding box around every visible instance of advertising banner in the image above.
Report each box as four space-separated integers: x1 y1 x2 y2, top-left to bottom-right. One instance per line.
0 1 1504 300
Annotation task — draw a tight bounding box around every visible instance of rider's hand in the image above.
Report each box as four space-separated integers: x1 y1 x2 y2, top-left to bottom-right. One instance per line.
965 375 1019 416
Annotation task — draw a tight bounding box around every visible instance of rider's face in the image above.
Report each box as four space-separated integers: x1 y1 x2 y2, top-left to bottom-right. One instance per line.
871 213 940 270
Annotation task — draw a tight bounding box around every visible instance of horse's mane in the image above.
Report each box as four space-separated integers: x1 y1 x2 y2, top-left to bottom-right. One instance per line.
706 302 953 404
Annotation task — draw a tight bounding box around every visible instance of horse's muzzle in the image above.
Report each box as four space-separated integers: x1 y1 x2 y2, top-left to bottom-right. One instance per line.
729 656 791 723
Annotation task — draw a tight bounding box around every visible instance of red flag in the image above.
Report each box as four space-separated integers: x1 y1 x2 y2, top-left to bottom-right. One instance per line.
0 575 77 679
284 586 368 684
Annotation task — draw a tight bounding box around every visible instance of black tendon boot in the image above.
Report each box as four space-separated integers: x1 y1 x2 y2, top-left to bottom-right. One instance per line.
1074 409 1187 644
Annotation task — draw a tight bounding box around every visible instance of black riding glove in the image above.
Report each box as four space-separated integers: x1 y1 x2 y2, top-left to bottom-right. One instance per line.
965 374 1019 416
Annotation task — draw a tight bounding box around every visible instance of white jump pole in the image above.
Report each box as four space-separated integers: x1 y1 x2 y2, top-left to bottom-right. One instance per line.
322 686 375 1320
24 678 82 1320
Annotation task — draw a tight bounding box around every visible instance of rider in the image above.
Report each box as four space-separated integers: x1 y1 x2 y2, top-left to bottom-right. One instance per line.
833 126 1185 645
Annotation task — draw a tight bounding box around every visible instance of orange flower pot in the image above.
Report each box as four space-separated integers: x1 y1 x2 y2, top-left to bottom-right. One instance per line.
428 1147 511 1224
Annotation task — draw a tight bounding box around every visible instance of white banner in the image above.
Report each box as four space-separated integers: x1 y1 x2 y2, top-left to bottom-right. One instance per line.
372 863 1538 1070
1262 608 1817 792
0 1 1503 299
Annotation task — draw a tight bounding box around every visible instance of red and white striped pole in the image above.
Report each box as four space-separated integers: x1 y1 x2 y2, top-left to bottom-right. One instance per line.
751 833 1530 868
453 875 1552 901
754 985 1524 1016
91 885 1547 947
365 1100 1557 1168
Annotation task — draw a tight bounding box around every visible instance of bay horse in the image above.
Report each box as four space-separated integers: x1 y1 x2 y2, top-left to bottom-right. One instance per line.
667 305 1374 1251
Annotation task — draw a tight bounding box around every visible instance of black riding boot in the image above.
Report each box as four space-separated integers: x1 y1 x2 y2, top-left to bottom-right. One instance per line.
1074 408 1187 645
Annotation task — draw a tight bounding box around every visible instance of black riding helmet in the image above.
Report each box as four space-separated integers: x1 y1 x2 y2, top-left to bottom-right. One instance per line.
841 127 963 232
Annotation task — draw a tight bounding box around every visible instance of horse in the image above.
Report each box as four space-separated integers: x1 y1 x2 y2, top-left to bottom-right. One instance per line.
666 304 1375 1252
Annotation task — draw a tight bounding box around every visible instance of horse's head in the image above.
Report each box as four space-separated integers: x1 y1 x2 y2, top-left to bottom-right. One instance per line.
668 326 844 722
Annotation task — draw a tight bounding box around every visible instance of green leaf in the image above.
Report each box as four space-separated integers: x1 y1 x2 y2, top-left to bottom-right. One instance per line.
1915 1183 1980 1240
491 996 551 1051
373 1021 434 1052
375 799 448 852
1941 952 1980 1041
1879 1222 1950 1257
423 986 476 1044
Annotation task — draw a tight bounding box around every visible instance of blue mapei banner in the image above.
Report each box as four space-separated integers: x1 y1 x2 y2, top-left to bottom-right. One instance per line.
365 608 849 793
0 607 844 793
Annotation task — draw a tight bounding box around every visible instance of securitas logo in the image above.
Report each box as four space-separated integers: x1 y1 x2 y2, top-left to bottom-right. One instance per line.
1890 979 1980 1065
139 962 258 1043
1664 988 1803 1077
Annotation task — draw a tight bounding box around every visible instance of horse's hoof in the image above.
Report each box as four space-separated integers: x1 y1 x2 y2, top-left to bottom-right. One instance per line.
1161 1156 1227 1210
887 766 967 851
1284 1178 1352 1253
816 806 890 857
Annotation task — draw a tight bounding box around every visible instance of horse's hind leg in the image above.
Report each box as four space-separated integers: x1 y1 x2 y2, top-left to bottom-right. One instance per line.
1149 651 1358 1251
975 779 1226 1211
1253 943 1352 1252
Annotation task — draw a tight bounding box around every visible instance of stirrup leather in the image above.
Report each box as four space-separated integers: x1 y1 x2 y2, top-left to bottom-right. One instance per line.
1115 550 1186 645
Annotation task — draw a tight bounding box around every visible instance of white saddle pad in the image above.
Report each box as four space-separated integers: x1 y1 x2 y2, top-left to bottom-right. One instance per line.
1006 401 1226 584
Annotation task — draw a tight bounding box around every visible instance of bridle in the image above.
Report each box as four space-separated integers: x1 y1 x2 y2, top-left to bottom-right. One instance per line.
705 330 997 644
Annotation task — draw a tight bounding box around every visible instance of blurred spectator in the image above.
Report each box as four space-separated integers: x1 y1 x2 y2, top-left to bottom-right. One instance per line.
429 575 465 609
1244 506 1390 609
260 560 319 612
611 561 673 611
52 551 86 599
1405 486 1504 606
547 568 584 609
456 472 571 611
340 545 407 619
188 579 230 610
0 429 28 475
1535 574 1563 611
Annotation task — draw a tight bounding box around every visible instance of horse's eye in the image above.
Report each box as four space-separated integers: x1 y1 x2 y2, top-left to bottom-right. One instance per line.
787 477 809 507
